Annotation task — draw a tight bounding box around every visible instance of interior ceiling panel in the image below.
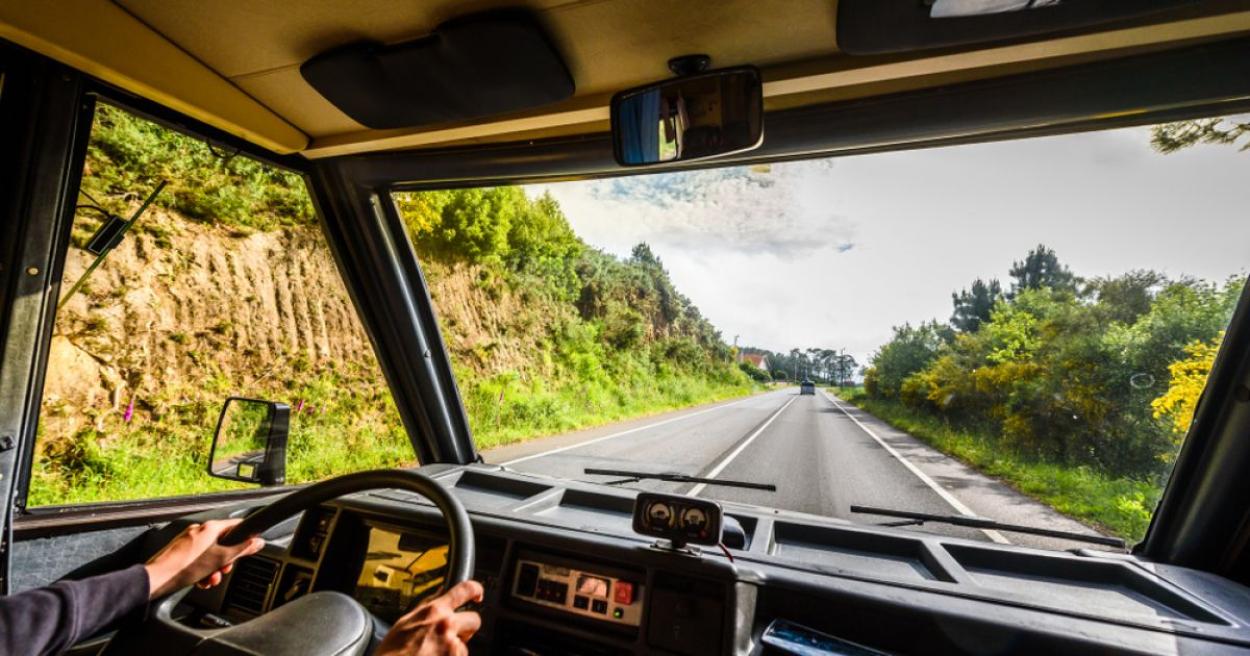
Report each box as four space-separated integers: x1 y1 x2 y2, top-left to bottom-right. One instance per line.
7 0 1248 156
115 0 841 138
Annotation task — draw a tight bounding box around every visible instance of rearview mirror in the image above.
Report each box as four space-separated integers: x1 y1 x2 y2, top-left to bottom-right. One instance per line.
611 66 763 167
208 397 289 486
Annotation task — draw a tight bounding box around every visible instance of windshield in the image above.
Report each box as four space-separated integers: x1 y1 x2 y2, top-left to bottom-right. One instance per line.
394 116 1248 551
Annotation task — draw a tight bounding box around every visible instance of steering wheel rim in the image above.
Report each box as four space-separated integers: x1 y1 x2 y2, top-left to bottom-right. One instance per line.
103 469 475 656
220 468 475 590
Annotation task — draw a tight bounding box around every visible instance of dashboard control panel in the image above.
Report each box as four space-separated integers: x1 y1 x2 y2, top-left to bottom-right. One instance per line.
511 558 645 626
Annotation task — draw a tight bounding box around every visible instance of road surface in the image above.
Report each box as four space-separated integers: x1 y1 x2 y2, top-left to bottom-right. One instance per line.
483 387 1113 551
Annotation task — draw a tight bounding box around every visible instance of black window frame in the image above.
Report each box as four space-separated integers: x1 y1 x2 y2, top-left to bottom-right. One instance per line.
0 34 1248 585
331 36 1250 580
0 41 477 544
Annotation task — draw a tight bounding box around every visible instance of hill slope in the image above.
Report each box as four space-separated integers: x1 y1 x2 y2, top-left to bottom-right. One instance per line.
32 104 751 505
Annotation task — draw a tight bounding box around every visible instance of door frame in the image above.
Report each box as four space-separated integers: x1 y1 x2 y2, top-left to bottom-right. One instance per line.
0 45 96 593
0 41 479 587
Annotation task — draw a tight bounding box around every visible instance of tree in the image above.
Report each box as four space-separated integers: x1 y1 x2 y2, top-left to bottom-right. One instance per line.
864 321 951 399
1088 270 1166 325
1152 331 1224 453
951 278 1003 332
1151 118 1250 154
833 353 858 385
1009 244 1077 296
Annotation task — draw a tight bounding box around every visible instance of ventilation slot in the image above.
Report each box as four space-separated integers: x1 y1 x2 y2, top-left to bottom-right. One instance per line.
224 557 279 616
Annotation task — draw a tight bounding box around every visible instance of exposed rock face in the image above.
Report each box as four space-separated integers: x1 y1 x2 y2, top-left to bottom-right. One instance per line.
40 209 551 445
42 210 374 442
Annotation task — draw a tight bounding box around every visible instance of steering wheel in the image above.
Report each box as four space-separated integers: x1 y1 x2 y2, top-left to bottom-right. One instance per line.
104 469 475 656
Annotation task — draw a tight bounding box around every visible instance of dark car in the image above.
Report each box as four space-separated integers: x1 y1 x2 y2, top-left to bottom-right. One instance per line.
800 380 816 395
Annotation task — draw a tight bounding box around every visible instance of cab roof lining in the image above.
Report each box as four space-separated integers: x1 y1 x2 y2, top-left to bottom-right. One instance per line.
1 1 1249 158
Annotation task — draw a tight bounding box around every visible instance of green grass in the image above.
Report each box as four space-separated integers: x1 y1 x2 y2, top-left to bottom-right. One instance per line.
468 372 757 450
29 366 415 506
831 387 1160 543
30 364 757 506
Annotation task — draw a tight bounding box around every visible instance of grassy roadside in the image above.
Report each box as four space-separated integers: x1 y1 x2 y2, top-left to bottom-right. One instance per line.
831 387 1160 542
468 374 760 451
30 371 759 506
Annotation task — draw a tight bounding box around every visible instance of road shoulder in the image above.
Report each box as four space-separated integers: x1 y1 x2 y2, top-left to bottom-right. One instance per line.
823 390 1113 551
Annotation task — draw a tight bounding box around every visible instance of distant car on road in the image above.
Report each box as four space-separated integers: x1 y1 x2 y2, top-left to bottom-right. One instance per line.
800 380 816 395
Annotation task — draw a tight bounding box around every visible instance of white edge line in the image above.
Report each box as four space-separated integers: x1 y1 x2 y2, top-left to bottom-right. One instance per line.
498 394 763 467
687 396 798 497
821 390 1010 545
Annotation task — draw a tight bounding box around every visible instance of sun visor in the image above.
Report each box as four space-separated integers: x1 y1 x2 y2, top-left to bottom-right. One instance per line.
301 11 574 130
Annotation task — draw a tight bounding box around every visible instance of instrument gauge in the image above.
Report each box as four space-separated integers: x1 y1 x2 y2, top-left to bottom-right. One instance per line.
646 500 674 528
681 507 708 532
632 492 723 547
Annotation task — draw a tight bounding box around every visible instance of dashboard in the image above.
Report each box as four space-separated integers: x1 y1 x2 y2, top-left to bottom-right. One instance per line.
174 464 1250 655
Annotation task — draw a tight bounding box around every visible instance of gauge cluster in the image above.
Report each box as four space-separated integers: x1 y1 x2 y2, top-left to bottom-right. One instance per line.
632 492 723 546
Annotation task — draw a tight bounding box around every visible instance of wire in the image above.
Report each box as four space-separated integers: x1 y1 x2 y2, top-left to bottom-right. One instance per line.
206 140 241 167
75 204 114 220
78 188 105 207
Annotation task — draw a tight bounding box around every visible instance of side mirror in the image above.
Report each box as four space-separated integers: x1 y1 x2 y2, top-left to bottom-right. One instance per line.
207 397 289 486
611 64 763 167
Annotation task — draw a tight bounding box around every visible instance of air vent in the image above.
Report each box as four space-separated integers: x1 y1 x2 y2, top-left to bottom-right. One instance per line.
224 557 279 616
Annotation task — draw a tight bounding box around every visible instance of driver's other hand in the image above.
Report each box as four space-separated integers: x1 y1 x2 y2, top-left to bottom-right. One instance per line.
376 580 485 656
144 518 265 599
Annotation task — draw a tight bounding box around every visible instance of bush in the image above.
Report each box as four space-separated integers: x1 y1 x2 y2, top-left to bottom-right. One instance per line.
864 251 1244 481
739 362 771 383
83 104 313 231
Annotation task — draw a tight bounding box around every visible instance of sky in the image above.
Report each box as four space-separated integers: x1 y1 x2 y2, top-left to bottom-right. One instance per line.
529 122 1250 366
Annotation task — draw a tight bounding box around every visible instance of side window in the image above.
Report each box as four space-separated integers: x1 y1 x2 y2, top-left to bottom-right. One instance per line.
30 103 412 506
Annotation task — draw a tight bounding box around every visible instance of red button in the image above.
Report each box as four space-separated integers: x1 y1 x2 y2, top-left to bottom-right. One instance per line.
613 581 634 605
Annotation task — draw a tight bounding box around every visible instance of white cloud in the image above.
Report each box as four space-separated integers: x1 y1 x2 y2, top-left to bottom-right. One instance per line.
531 125 1250 364
533 162 857 258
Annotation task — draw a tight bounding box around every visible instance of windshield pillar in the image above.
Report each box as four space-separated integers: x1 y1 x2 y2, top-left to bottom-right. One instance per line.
306 161 476 466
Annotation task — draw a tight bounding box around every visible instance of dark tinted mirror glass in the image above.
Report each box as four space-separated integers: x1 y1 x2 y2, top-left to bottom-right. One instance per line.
209 397 287 485
612 67 763 166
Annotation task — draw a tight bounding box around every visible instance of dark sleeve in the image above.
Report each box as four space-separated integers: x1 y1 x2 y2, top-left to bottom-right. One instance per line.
0 563 150 656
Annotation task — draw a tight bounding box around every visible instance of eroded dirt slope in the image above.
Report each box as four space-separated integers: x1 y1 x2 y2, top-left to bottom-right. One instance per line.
41 210 558 446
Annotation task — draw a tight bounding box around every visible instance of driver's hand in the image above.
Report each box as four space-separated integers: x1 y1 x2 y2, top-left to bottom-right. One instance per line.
144 518 265 599
376 580 485 656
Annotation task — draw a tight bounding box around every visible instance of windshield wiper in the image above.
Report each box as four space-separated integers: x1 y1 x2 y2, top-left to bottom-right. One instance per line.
583 468 777 491
850 504 1126 549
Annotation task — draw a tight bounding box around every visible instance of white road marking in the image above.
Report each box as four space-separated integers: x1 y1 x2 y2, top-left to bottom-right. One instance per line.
687 395 798 497
499 393 766 466
821 390 1010 544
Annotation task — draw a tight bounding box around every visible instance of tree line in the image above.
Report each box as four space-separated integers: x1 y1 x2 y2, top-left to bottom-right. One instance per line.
737 347 858 385
863 244 1243 479
860 117 1249 482
394 187 733 367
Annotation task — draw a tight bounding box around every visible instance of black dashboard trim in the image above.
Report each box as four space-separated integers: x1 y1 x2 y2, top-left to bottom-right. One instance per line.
195 465 1250 654
345 467 1245 643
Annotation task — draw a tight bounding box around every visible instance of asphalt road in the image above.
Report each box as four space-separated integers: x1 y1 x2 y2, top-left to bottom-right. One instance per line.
484 387 1113 551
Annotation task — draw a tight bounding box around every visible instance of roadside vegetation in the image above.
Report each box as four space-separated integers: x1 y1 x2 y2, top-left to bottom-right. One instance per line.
838 119 1248 543
738 347 858 386
833 386 1163 540
846 246 1242 542
394 188 754 449
32 104 752 505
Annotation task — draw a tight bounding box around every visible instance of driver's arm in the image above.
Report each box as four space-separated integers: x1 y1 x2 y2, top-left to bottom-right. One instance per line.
0 519 262 656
